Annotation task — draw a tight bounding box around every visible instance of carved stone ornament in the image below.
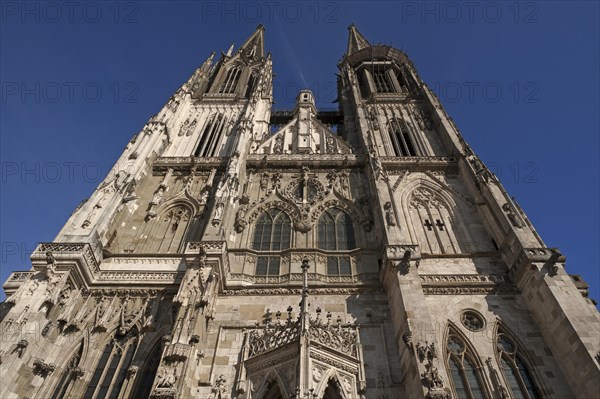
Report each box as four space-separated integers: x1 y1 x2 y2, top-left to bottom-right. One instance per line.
207 374 230 399
150 364 178 399
416 341 436 362
32 359 56 377
13 339 29 358
127 365 139 378
384 201 397 226
422 360 449 399
150 387 177 399
402 331 413 348
397 250 413 274
71 367 84 379
426 390 451 399
502 202 523 228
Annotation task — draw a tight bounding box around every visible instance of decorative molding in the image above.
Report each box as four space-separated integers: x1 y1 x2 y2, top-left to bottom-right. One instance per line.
246 352 297 373
422 286 518 295
420 274 507 284
6 272 33 282
246 154 363 169
32 359 56 377
98 271 183 283
222 287 383 296
248 323 300 358
35 243 100 274
310 352 358 374
228 272 379 285
420 274 518 295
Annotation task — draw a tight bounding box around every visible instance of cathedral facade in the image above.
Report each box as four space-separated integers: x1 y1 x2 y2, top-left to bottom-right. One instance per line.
1 25 598 399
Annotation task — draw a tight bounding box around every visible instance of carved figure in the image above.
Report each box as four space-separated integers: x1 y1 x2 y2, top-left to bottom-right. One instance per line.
502 203 523 228
156 365 176 388
384 202 396 226
422 359 444 389
151 186 165 205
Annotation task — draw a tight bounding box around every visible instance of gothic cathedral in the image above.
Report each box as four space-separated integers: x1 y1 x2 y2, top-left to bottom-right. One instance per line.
1 25 598 399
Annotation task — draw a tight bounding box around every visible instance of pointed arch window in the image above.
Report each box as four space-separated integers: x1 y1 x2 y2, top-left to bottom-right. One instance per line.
83 330 138 399
194 113 228 158
409 187 462 255
371 64 394 93
52 341 84 399
135 204 192 254
245 72 258 97
446 335 487 399
219 66 242 94
263 381 285 399
252 209 291 276
318 208 356 276
130 341 162 399
317 208 356 251
323 379 345 399
496 334 542 399
389 118 419 157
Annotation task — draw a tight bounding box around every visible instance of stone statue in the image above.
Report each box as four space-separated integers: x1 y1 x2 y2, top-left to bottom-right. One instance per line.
422 359 444 389
326 135 335 154
384 202 396 226
502 203 523 228
151 187 165 205
340 172 349 192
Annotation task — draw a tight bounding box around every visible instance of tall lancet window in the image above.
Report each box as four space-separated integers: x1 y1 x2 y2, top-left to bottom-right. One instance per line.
136 204 192 254
371 64 394 93
252 209 291 276
389 118 419 157
446 334 487 399
496 333 542 399
83 329 138 399
52 341 84 399
409 187 462 255
317 208 356 276
219 66 242 94
245 72 257 97
194 113 228 158
130 341 162 399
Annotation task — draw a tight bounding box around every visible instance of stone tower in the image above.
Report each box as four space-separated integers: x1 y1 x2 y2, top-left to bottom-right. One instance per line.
1 25 598 399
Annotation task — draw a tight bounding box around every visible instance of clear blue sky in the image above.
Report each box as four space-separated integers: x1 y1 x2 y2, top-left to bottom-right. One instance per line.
1 1 598 303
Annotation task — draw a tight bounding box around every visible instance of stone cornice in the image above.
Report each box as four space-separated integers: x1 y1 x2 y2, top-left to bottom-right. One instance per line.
246 153 364 169
419 274 518 295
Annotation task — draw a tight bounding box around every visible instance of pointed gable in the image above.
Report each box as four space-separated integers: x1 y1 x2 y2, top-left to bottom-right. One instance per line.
236 24 265 60
258 90 352 155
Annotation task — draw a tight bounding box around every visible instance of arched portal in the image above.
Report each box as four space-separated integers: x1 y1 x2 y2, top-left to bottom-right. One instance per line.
323 379 344 399
262 379 285 399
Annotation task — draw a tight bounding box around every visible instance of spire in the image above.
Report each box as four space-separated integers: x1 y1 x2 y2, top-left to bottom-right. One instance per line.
237 24 265 60
347 23 371 54
225 43 234 57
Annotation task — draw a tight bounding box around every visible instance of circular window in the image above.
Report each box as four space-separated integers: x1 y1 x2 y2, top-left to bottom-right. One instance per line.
461 310 485 331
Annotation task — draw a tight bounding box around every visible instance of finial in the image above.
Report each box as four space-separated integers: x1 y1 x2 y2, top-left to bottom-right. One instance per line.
226 43 234 57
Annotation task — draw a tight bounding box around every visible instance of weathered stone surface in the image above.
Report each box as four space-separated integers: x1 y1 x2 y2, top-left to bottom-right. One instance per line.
1 25 597 399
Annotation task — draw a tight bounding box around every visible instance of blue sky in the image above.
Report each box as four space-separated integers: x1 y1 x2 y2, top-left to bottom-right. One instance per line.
1 1 598 303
